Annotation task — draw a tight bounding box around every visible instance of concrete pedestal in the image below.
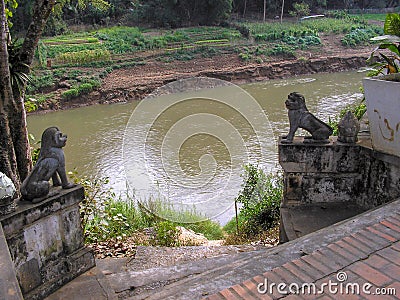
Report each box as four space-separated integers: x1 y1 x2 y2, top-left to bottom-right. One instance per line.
278 136 400 243
0 185 95 300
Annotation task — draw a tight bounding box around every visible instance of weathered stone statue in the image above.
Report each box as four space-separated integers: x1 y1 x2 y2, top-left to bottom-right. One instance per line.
21 126 75 203
282 92 333 144
338 111 360 144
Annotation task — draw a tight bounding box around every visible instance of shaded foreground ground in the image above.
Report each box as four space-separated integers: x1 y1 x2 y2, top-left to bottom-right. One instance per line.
46 198 400 299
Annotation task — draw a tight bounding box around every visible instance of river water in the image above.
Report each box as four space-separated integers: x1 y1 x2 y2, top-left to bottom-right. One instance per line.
27 71 365 224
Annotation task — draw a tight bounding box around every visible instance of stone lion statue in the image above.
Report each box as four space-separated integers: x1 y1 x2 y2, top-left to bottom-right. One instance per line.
21 126 75 202
282 92 333 144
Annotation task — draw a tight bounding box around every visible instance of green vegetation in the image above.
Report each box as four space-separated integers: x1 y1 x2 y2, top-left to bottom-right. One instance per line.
40 26 240 63
342 27 383 47
26 70 55 93
367 13 400 76
61 82 98 101
246 15 370 36
70 163 281 247
55 49 111 65
353 14 388 22
25 92 57 112
25 10 385 112
61 88 79 101
328 98 367 135
37 15 378 69
136 0 232 27
153 221 181 247
71 172 224 244
224 165 283 242
289 2 311 19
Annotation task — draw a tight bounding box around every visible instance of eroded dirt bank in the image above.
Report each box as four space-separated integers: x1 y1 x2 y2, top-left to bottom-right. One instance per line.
95 53 369 105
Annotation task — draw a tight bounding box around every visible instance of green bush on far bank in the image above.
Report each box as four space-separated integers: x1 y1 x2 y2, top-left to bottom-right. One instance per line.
61 82 97 101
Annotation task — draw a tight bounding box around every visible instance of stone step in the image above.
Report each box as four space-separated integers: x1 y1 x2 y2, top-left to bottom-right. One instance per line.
103 244 269 297
122 199 400 300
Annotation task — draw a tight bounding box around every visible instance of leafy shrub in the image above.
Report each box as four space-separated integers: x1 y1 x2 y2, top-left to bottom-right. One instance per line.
341 28 382 47
153 221 180 247
328 99 367 135
233 165 283 236
269 44 296 57
26 71 55 94
289 2 310 19
239 52 252 61
24 100 38 113
77 83 93 95
61 88 79 100
81 77 102 88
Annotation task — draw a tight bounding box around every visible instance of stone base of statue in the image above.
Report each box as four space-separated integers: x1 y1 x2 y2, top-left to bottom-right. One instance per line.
0 185 95 300
0 196 16 216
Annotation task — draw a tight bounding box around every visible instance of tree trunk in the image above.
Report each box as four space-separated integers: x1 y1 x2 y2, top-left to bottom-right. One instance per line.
12 0 55 181
263 0 266 22
0 0 55 188
7 0 55 184
0 0 19 188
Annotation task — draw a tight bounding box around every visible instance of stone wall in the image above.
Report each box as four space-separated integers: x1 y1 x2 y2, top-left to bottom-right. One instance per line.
0 186 95 300
279 136 400 209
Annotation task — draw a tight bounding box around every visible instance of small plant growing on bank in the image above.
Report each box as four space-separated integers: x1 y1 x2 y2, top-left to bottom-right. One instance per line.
61 88 78 100
153 221 180 247
77 83 93 95
328 94 366 136
224 164 283 242
61 88 79 101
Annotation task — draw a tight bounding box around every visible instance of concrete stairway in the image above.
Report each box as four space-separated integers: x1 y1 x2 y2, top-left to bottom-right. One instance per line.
114 200 400 300
46 198 400 300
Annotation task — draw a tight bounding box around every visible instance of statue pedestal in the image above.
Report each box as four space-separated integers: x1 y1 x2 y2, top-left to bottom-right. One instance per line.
0 185 95 300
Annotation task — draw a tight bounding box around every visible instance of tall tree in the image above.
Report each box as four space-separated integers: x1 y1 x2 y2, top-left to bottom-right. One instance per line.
0 0 108 191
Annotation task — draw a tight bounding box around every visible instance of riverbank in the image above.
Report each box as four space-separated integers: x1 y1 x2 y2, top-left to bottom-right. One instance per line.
98 51 369 104
28 29 376 114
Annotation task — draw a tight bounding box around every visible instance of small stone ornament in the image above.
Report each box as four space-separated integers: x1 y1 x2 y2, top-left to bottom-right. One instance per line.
338 111 360 144
21 126 75 203
282 92 333 144
0 172 16 215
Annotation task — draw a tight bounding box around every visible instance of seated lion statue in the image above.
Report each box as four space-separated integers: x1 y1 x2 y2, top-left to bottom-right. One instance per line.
21 126 75 203
282 92 333 144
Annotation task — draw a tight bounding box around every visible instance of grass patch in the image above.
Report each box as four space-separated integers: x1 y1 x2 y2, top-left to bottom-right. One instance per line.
70 173 224 244
55 49 111 65
351 14 388 21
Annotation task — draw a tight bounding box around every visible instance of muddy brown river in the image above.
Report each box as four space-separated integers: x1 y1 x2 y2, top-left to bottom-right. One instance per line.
27 71 365 224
